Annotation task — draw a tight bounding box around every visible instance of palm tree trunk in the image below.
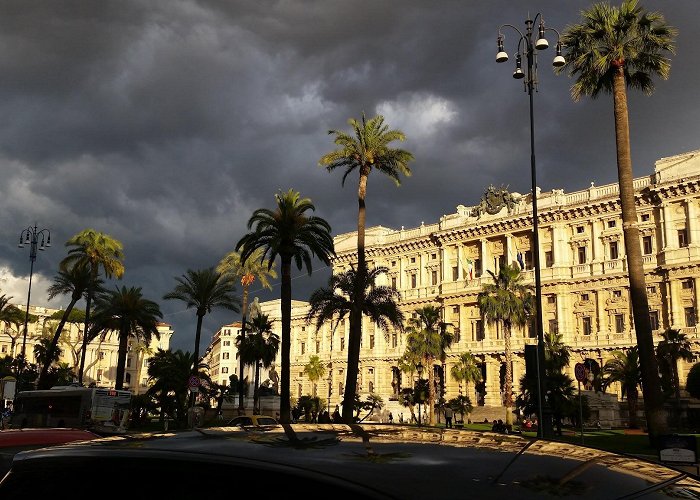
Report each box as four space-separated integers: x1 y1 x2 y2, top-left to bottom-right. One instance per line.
37 297 79 389
192 313 204 374
504 324 513 426
78 284 94 385
238 285 249 414
115 326 129 390
279 256 292 424
254 361 260 413
428 357 435 425
628 389 639 429
613 66 667 440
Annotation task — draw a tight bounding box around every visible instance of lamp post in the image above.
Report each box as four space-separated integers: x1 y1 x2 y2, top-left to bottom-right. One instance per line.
17 224 51 382
416 362 423 426
327 362 333 417
496 14 565 439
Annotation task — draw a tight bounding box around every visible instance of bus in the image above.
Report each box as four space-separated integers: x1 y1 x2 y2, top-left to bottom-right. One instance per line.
9 385 132 434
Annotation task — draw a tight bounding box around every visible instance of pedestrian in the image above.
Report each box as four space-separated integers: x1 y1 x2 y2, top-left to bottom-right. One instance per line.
444 406 454 429
388 412 394 424
399 412 404 424
332 405 341 423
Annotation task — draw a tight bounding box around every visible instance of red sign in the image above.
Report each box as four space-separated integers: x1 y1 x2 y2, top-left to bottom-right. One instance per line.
574 363 587 383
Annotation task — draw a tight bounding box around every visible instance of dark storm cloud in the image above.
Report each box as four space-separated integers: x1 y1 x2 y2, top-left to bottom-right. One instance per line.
0 0 697 354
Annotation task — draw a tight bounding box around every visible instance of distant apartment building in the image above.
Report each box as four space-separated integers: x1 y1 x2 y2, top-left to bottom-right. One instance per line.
248 150 700 415
1 304 173 394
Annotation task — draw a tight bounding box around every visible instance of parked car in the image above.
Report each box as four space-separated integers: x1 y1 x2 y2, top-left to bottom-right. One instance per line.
225 414 279 429
2 425 700 498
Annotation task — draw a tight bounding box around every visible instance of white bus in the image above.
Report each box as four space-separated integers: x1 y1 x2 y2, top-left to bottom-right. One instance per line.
9 385 132 434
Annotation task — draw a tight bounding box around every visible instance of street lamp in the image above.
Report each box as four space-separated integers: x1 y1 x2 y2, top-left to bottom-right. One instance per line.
496 14 564 439
416 362 424 426
17 224 51 381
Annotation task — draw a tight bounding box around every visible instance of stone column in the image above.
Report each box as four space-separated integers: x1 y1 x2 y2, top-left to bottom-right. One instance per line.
556 291 566 337
596 290 606 337
669 279 682 328
441 247 449 283
456 245 463 280
481 239 490 276
505 233 514 268
484 356 502 406
688 200 697 245
664 203 676 250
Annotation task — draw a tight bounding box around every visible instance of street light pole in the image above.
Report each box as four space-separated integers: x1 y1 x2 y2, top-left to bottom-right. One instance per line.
416 362 423 426
496 14 565 439
17 223 51 383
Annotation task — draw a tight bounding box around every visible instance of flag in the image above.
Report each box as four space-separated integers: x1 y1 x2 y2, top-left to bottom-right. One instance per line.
517 252 525 270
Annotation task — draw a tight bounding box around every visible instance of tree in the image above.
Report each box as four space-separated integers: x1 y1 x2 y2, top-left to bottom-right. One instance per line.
0 303 26 358
37 266 98 389
447 395 473 424
163 268 240 376
686 363 700 400
217 248 276 411
236 313 279 412
320 115 413 424
307 266 403 423
451 352 482 400
544 331 571 372
477 264 532 425
91 286 162 390
558 0 676 440
604 347 642 428
657 328 695 404
236 189 334 424
61 229 125 384
404 305 453 425
33 337 62 370
303 354 325 397
147 349 199 427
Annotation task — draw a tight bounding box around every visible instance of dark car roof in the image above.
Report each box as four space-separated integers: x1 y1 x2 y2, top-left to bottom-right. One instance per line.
2 425 699 499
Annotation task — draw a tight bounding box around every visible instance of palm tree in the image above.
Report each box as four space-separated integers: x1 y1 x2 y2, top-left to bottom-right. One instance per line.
320 115 413 421
163 268 240 376
90 286 162 390
558 0 676 440
657 328 695 404
61 229 125 384
303 354 325 397
604 347 642 428
404 305 453 426
451 352 482 401
306 266 404 423
37 266 98 389
236 313 279 412
33 337 62 370
477 264 532 426
217 248 277 411
0 302 25 358
544 331 571 372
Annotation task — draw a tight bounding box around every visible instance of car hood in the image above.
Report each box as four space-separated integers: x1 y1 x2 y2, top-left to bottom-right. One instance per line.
3 424 699 499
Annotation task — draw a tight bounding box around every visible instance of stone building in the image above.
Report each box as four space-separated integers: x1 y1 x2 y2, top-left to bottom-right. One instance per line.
1 304 173 394
228 150 700 419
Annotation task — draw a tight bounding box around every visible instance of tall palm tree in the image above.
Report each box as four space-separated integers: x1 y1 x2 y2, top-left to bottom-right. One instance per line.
163 268 240 376
657 328 695 404
306 266 403 423
477 264 532 426
0 301 25 358
544 331 571 373
236 313 279 412
217 247 277 412
404 305 453 426
558 0 676 440
604 347 642 428
90 286 162 390
303 354 325 397
450 352 482 400
33 337 62 370
237 189 334 424
61 229 125 384
320 114 413 421
37 266 99 389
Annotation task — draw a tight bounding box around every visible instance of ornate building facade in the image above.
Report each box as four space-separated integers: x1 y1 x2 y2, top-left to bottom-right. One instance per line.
257 150 700 415
1 304 173 394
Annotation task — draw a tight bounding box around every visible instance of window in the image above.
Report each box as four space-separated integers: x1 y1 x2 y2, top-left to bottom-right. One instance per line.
679 229 689 248
391 277 397 290
685 307 696 327
548 319 558 335
125 373 131 384
411 274 417 288
301 342 306 355
431 270 438 286
340 337 345 351
547 296 556 304
431 253 437 260
647 286 656 295
453 328 461 343
577 246 587 264
316 341 320 354
615 314 625 333
222 367 229 374
577 226 585 234
223 340 230 346
391 334 397 348
582 317 592 336
97 369 102 381
474 259 481 277
642 236 653 255
410 257 416 263
613 290 622 298
682 279 694 290
392 261 396 267
545 251 553 268
609 241 619 260
641 213 650 221
649 310 660 331
452 306 459 315
608 220 616 228
369 335 375 349
524 250 533 269
1 345 6 353
452 266 459 281
298 384 303 397
475 320 484 341
222 352 229 360
581 293 589 301
99 351 105 360
126 357 131 368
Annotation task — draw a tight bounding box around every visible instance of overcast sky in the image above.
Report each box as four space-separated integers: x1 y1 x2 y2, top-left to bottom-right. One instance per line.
0 0 697 355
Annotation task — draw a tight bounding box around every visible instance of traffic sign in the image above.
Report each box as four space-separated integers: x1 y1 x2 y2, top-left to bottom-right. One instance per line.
574 363 587 383
188 376 200 389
